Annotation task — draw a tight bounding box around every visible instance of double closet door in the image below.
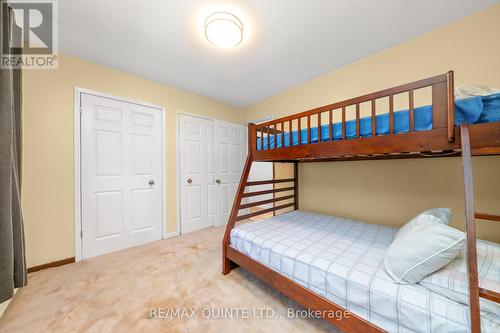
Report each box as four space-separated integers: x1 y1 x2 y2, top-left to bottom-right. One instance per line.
80 93 163 259
179 115 246 234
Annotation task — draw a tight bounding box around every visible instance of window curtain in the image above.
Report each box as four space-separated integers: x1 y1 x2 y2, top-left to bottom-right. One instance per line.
0 3 27 303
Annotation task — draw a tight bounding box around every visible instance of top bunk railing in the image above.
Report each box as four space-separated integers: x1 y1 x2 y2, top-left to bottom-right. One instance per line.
249 71 456 161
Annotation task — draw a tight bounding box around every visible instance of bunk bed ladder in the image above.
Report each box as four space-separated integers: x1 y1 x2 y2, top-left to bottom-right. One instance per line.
222 158 299 274
223 123 299 274
460 124 500 333
222 154 253 274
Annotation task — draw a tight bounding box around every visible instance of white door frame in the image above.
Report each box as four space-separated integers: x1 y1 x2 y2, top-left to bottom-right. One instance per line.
176 112 246 235
73 87 167 261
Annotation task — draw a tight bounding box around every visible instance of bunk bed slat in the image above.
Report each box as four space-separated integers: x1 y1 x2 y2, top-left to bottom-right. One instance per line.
342 107 346 139
356 104 360 137
288 120 292 147
274 123 277 149
318 113 322 143
298 118 301 145
265 126 269 150
257 127 261 150
432 81 448 130
329 109 333 141
371 100 376 137
277 123 280 148
307 115 311 144
281 122 284 148
409 90 415 131
447 71 455 142
271 123 275 149
389 95 394 133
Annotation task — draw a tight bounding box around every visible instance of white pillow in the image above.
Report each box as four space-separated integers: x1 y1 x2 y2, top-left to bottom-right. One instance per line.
384 208 464 284
455 84 500 100
417 208 452 225
419 239 500 319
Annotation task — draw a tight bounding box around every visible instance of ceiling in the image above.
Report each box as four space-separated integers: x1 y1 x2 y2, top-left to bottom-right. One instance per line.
59 0 498 107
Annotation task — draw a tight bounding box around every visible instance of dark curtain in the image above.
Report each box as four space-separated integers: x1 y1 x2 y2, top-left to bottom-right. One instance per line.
0 3 27 303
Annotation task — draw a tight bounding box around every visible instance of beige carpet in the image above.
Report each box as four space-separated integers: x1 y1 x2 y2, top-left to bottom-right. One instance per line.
0 224 339 333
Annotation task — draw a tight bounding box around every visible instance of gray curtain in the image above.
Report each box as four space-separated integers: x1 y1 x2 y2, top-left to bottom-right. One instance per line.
0 3 27 303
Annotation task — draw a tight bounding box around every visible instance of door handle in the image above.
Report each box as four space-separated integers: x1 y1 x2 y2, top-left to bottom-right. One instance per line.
215 179 221 184
148 180 155 185
187 178 192 184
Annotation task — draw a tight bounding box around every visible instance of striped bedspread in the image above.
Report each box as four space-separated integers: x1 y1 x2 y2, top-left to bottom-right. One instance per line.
230 210 499 332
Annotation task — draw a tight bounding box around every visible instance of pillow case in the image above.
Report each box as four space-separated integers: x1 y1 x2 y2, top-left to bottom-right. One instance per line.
455 84 500 100
384 208 464 284
419 239 500 319
418 208 452 225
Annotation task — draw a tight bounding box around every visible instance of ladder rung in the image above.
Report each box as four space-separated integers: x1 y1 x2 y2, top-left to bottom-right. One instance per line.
238 195 295 209
474 213 500 222
479 287 500 303
245 178 295 186
241 186 295 198
235 202 295 221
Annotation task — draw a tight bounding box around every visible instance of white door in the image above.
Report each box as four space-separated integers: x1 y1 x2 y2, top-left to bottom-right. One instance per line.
81 93 163 259
179 115 215 233
214 120 246 227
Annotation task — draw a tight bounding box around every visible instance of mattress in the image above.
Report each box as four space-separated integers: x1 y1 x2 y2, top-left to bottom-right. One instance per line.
257 93 500 150
230 211 499 332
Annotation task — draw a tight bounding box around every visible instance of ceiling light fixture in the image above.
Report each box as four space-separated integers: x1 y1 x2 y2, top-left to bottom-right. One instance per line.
204 12 243 49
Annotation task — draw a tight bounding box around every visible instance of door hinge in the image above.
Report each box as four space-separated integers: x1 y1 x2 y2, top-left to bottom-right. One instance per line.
80 230 83 238
79 107 83 115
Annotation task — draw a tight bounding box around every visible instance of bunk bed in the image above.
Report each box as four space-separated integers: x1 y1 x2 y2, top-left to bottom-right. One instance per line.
222 72 500 333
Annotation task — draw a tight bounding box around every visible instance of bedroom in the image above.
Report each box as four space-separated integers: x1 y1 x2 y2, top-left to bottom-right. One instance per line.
0 0 499 332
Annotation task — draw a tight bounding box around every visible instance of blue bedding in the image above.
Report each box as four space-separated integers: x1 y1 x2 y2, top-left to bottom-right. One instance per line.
257 93 500 150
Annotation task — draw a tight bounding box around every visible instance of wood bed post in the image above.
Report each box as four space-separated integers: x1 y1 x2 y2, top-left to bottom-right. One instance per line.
222 124 255 274
460 124 481 333
446 71 455 142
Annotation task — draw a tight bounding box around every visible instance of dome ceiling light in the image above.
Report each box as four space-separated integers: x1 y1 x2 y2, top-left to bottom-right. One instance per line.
204 12 243 49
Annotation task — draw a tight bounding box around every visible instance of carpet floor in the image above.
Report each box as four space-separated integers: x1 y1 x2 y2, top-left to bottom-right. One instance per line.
0 224 338 333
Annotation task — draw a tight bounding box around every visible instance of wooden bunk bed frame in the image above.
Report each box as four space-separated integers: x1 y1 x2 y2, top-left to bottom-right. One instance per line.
222 71 500 333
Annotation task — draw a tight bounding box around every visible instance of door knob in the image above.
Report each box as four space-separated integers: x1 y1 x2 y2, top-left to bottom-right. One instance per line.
148 180 155 185
215 179 221 184
187 178 192 184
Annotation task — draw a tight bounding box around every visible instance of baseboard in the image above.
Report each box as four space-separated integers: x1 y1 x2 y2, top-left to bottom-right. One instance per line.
27 257 75 273
164 231 180 239
28 233 178 273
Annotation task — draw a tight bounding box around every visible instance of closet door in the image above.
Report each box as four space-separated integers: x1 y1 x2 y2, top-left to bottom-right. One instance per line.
179 115 215 233
80 93 163 259
214 120 246 227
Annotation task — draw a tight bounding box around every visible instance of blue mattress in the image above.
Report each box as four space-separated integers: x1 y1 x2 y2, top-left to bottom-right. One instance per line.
257 93 500 150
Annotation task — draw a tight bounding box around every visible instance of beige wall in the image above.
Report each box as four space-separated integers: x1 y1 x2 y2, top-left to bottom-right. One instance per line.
22 54 242 267
244 5 500 241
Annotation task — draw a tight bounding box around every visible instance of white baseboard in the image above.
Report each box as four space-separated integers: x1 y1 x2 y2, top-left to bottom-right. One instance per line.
163 231 180 239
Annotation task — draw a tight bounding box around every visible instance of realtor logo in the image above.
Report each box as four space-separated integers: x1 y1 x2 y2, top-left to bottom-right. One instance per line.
1 0 58 69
